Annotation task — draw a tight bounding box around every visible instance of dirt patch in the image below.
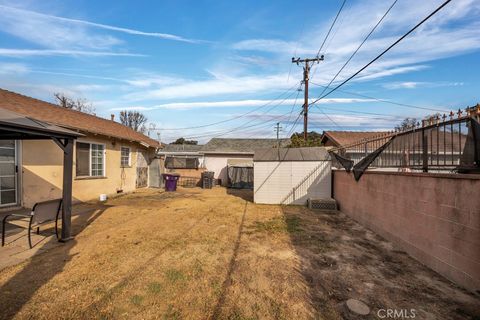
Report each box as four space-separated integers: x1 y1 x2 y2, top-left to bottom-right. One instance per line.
0 188 478 319
281 206 480 319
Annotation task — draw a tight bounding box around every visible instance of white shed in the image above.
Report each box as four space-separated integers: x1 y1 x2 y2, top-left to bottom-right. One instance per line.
253 147 331 205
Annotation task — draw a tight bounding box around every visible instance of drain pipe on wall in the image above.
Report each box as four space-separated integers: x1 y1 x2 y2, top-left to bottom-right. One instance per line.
331 169 335 199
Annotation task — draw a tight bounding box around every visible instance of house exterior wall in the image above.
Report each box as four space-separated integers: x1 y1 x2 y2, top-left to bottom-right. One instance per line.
333 170 480 292
164 168 205 178
21 134 153 208
203 154 253 186
254 161 331 205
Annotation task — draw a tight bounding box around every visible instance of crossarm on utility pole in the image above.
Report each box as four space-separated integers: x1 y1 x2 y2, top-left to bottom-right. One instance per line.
291 55 324 142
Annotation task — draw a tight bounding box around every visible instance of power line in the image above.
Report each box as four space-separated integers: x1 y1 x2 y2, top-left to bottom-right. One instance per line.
310 0 348 81
285 111 303 138
318 0 398 98
316 0 347 58
184 110 294 140
287 22 306 83
291 56 324 141
286 84 302 123
156 84 298 131
310 0 453 107
312 104 405 118
309 81 449 112
183 90 299 140
319 108 341 127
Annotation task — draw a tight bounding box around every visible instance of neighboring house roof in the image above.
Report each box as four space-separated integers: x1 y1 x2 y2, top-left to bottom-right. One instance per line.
201 138 290 154
160 144 204 153
0 88 160 148
254 147 330 161
321 131 388 148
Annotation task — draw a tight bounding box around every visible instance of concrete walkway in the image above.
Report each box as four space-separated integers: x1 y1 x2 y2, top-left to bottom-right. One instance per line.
0 203 101 270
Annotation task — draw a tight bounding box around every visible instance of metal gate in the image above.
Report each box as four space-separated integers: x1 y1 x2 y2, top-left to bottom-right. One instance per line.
136 150 148 188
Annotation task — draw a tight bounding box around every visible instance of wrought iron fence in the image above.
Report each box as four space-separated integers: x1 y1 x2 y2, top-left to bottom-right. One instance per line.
332 106 480 173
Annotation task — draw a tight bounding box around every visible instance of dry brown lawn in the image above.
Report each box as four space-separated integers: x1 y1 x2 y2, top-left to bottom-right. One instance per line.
0 188 478 320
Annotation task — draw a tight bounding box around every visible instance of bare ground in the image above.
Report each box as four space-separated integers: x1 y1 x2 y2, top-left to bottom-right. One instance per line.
0 188 478 319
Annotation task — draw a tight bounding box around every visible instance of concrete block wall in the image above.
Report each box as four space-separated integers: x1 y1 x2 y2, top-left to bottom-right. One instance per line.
333 170 480 292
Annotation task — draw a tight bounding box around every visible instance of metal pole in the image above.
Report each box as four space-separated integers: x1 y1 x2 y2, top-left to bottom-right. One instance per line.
61 138 74 241
275 122 282 149
303 62 309 142
422 127 428 172
291 56 324 143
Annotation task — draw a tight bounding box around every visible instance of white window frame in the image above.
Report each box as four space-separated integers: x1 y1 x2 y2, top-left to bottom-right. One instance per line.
76 141 106 178
120 146 131 167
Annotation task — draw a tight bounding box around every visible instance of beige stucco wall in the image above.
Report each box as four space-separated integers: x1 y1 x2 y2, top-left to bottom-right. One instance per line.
21 134 153 208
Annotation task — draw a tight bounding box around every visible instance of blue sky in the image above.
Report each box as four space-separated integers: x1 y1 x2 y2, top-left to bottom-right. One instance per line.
0 0 479 143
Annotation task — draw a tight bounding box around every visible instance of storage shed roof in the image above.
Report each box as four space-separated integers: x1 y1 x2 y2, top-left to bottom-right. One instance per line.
253 147 330 161
201 138 290 154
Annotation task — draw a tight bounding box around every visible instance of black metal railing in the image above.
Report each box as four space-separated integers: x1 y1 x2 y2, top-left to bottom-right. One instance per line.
332 106 480 172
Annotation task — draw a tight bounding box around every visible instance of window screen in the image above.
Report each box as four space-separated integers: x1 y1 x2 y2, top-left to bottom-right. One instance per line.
76 142 105 177
121 147 130 167
165 156 199 169
91 144 104 176
76 142 90 176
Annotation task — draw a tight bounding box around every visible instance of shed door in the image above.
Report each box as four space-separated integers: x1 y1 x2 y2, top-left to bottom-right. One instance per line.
136 150 148 188
0 140 17 206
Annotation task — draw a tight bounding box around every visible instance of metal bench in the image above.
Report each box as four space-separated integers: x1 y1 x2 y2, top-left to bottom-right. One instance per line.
2 199 63 248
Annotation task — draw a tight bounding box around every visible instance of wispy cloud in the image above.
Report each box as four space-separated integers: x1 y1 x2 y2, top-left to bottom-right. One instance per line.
0 62 29 74
232 39 309 54
231 0 480 85
123 73 296 101
0 5 205 44
383 81 464 90
0 48 146 57
0 5 122 50
110 97 373 111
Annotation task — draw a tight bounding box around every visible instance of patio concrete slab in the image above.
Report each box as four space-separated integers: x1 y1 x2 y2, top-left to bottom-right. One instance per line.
0 202 104 271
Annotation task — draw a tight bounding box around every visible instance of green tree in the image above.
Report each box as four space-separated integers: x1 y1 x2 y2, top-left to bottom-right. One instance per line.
288 131 323 147
170 138 198 145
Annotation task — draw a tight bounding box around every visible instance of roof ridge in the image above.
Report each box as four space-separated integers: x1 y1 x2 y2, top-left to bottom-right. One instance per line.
0 88 126 125
0 88 159 148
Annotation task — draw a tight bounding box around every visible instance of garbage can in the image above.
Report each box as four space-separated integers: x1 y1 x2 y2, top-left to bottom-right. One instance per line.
201 171 215 189
163 173 180 191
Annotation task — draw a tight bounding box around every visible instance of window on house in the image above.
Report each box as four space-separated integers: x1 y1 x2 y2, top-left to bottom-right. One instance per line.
164 156 199 169
121 147 131 167
76 142 105 177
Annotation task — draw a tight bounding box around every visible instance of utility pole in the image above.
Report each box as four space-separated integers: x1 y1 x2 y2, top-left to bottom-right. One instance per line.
292 55 324 141
274 122 282 148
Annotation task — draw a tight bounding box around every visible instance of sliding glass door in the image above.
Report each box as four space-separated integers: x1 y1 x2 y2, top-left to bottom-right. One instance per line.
0 140 17 206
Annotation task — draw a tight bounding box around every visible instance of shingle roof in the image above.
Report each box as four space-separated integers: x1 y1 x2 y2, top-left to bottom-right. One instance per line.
161 144 204 153
201 138 290 154
0 88 160 148
321 131 388 148
254 147 330 161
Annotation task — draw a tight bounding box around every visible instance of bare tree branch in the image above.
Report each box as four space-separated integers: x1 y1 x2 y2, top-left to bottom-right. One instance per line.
119 110 148 132
54 92 95 114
